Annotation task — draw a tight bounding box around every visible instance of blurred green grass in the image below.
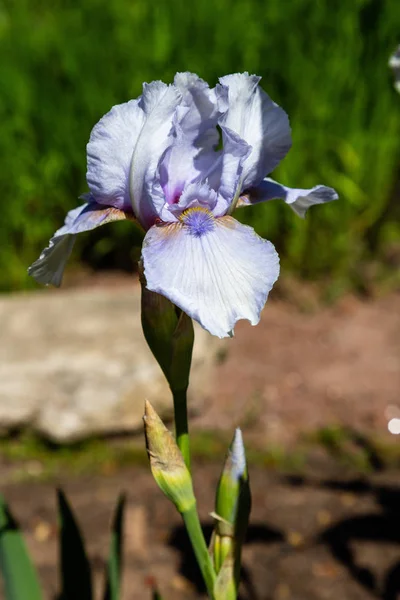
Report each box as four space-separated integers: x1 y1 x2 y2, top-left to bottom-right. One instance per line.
2 426 400 484
0 0 399 291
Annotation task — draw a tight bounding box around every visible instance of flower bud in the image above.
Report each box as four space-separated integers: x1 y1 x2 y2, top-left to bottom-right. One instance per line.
215 428 250 534
143 400 195 513
212 428 251 590
139 262 194 394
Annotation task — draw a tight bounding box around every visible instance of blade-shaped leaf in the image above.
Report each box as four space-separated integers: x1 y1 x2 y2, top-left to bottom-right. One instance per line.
0 494 43 600
57 489 92 600
103 494 126 600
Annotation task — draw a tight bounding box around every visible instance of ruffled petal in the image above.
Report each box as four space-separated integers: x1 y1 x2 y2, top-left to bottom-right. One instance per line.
87 99 145 211
238 177 339 217
198 125 251 217
166 181 218 217
28 201 129 286
174 72 221 140
142 213 279 338
217 73 291 189
158 73 221 204
215 125 251 214
129 81 182 228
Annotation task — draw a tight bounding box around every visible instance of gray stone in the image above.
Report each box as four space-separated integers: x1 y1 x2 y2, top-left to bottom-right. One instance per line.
0 286 222 442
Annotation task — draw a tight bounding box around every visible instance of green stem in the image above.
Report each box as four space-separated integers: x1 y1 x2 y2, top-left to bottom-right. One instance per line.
172 388 191 471
182 504 216 599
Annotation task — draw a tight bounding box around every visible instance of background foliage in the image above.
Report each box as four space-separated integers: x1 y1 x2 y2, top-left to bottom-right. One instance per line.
0 0 399 291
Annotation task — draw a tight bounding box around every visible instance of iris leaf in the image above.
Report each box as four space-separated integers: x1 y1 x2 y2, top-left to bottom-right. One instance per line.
57 489 92 600
103 494 126 600
0 494 43 600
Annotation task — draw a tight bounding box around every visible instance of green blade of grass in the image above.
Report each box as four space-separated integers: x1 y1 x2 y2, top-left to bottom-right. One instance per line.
0 495 43 600
103 494 126 600
57 489 92 600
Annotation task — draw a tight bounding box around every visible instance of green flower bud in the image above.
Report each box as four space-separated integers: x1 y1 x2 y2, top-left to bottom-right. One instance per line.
216 428 251 533
143 400 195 513
139 263 194 394
212 428 251 593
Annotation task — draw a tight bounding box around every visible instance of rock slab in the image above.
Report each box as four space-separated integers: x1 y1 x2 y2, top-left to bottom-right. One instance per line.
0 287 221 442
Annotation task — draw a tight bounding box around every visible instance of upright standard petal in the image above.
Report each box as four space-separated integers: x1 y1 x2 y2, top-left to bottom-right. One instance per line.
129 81 181 228
200 125 251 217
215 125 251 213
28 201 129 286
142 210 279 338
158 73 222 206
238 177 339 217
217 73 292 190
173 72 221 140
166 181 218 217
87 99 145 211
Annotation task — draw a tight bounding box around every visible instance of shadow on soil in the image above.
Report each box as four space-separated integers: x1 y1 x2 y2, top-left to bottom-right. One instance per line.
317 479 400 600
167 429 400 599
169 477 400 600
169 522 284 599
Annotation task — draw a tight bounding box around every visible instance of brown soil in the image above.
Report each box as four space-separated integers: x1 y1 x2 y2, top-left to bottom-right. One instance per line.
201 291 400 448
2 463 400 600
1 278 400 600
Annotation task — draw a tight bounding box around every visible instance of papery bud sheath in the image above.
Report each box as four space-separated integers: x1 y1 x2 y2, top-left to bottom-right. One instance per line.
143 400 195 513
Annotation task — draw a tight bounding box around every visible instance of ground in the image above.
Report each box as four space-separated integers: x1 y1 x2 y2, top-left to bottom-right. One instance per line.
1 277 399 600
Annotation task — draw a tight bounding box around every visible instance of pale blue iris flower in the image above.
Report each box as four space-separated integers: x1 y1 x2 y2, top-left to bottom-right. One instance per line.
29 73 338 338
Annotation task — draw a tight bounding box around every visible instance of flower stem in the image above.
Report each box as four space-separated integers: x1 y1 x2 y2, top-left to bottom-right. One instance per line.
173 389 216 596
182 504 216 598
172 388 191 471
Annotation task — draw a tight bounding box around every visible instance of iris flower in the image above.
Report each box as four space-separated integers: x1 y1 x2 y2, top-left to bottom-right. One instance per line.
29 73 337 338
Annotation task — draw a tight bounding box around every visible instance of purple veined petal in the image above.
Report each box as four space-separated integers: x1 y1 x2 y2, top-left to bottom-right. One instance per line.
141 210 279 338
199 125 251 217
157 126 250 221
28 201 130 286
167 181 218 217
87 99 145 212
238 177 339 217
158 73 222 205
174 72 221 139
149 179 174 223
157 130 198 207
129 81 182 229
156 180 219 223
215 125 252 214
216 73 292 190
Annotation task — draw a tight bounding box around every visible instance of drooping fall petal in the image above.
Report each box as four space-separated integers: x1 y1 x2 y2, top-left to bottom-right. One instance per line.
142 210 279 338
238 177 338 217
28 201 129 286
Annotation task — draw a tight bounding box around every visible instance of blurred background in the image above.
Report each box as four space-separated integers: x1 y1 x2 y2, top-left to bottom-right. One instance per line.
1 1 400 599
1 0 399 293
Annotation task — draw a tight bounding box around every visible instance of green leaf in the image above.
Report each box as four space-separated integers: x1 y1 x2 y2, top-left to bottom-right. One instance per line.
57 489 92 600
103 494 126 600
0 494 43 600
152 589 163 600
